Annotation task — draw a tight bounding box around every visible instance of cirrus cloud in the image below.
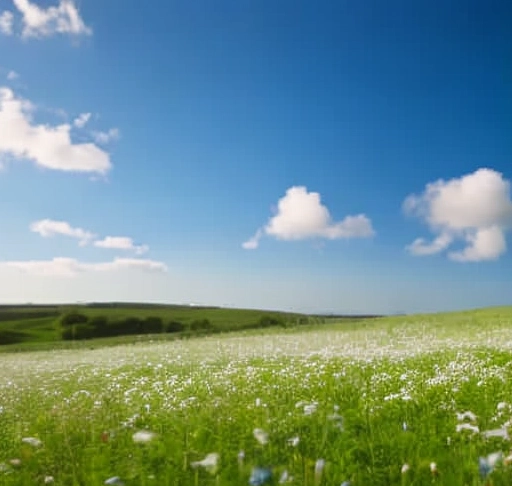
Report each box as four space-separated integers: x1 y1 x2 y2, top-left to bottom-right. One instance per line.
0 87 111 174
403 168 512 262
3 257 168 277
243 186 375 249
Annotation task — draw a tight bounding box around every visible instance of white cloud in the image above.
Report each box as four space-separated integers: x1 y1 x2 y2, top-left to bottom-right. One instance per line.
0 87 111 174
94 236 149 255
405 233 453 256
92 128 120 145
73 112 90 128
243 186 375 249
0 11 14 35
11 0 91 38
404 168 512 262
30 219 95 245
7 70 19 81
3 257 167 277
242 229 263 250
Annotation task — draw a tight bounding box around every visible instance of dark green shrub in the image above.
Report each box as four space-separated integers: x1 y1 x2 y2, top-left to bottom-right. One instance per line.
166 320 185 333
60 312 89 327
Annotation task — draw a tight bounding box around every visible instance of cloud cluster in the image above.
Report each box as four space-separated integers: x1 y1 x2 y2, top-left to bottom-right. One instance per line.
1 0 91 38
3 219 167 277
30 219 150 254
404 168 512 262
243 186 375 249
0 87 112 174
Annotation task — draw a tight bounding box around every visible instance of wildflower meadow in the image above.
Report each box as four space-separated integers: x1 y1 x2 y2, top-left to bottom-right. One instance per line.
2 307 512 485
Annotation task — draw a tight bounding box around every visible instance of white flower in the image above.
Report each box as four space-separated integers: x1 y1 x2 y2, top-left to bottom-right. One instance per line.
279 470 291 483
304 402 318 415
105 477 124 486
253 428 269 445
401 463 410 474
456 423 479 433
287 436 300 447
44 476 55 484
191 453 219 474
314 459 325 485
22 437 42 447
430 462 437 473
497 402 508 411
482 428 509 440
456 411 477 422
132 430 156 444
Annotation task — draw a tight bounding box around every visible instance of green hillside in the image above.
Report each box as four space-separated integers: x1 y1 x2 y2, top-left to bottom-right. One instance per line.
0 303 339 348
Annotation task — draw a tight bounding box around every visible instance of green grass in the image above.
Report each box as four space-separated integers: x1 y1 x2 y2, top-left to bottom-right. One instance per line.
1 306 512 485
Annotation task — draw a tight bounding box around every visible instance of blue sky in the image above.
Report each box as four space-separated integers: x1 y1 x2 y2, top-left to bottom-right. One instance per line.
0 0 511 314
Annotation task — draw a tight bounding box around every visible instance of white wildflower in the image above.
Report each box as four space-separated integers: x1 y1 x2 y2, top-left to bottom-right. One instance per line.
191 453 219 474
105 477 124 486
44 476 54 484
482 428 509 440
456 411 477 422
287 436 300 447
132 430 156 444
22 437 42 447
253 428 269 445
456 423 479 434
401 463 410 474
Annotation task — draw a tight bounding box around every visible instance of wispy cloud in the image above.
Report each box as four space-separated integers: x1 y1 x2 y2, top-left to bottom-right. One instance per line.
3 257 167 277
94 236 149 255
30 219 95 246
73 112 91 128
0 11 14 35
0 87 111 174
92 128 120 145
243 186 375 249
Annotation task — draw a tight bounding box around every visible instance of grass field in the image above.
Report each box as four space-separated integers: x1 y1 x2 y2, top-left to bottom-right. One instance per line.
1 306 512 485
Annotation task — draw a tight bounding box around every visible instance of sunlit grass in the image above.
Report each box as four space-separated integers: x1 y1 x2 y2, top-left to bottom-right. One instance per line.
1 307 512 485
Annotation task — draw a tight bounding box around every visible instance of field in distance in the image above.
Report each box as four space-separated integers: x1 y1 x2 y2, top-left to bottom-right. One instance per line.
0 302 381 350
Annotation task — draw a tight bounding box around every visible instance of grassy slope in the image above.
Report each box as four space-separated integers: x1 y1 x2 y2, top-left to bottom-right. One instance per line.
0 303 325 348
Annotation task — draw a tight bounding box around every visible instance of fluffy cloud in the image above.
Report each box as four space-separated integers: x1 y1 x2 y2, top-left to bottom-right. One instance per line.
30 219 95 245
6 70 18 81
92 128 120 145
0 11 13 35
3 257 167 277
404 168 512 262
8 0 91 38
243 186 375 249
73 112 90 128
0 87 111 174
94 236 149 255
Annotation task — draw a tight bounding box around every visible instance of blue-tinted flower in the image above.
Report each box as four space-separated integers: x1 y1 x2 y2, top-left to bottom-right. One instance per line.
249 467 272 485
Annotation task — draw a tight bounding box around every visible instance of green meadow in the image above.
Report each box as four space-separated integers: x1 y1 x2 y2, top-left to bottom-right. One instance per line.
1 306 512 485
